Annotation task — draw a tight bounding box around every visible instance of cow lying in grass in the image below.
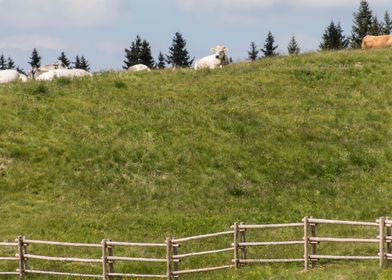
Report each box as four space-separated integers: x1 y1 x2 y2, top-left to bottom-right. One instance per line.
194 45 230 70
0 70 28 84
36 69 93 81
362 35 392 49
29 60 68 79
128 64 151 72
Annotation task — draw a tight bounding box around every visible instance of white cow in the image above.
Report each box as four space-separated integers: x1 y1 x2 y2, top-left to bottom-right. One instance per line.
194 45 230 70
128 64 151 72
29 60 68 79
0 70 28 84
36 69 93 81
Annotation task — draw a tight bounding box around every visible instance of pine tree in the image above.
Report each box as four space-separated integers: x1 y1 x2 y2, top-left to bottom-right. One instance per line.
16 67 26 75
351 0 373 48
369 16 382 35
74 56 81 69
320 21 349 50
6 57 15 69
166 32 193 68
287 36 300 55
79 56 90 71
157 52 166 69
123 35 143 69
248 42 259 60
382 10 392 34
57 51 71 68
140 40 155 68
261 31 278 57
29 48 42 68
0 55 6 70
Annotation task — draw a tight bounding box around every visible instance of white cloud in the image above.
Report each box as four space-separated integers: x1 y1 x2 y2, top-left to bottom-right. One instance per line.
0 0 130 27
0 35 67 51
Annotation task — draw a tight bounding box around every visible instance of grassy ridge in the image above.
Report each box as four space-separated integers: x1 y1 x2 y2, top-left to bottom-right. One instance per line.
1 49 392 279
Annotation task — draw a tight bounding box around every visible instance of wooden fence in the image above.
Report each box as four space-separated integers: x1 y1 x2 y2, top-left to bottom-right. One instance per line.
0 217 391 279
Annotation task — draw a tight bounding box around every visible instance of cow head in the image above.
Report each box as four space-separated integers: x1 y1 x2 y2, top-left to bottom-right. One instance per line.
211 45 229 61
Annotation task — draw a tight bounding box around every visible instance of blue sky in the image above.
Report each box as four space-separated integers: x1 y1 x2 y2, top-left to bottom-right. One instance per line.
0 0 390 71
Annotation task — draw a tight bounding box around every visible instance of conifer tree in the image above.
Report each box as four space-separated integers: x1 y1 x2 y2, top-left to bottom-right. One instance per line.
57 51 71 68
74 55 81 69
261 31 278 57
79 56 90 71
29 48 42 68
287 36 300 55
320 21 349 50
6 57 15 69
351 0 373 48
166 32 193 68
140 40 155 68
157 52 166 69
369 16 382 35
382 10 392 34
0 55 6 70
16 67 26 75
123 35 143 69
248 42 259 60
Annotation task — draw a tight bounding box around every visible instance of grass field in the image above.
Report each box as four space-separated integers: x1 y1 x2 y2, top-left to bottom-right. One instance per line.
1 49 392 279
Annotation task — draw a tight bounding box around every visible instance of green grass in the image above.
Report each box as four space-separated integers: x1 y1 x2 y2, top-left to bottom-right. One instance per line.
1 49 392 279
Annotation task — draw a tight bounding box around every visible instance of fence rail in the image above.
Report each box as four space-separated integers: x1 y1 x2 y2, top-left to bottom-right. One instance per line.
1 216 391 279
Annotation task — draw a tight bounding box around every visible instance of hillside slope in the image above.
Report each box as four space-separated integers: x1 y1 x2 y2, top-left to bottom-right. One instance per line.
1 49 392 279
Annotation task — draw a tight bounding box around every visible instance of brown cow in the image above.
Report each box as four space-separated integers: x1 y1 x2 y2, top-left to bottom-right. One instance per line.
362 35 392 49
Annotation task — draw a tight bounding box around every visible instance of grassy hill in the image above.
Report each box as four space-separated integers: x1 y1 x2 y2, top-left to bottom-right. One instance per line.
1 49 392 279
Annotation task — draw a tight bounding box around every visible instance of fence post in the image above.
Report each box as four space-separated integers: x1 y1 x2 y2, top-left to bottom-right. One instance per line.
233 223 239 268
302 217 309 271
379 217 386 269
166 238 172 280
239 222 247 264
17 236 25 278
310 218 317 268
172 243 179 279
102 239 107 279
107 240 114 279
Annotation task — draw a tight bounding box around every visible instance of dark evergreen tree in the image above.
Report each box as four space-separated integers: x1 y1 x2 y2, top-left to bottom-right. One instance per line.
6 57 15 69
248 42 259 60
261 31 278 57
351 0 373 48
287 36 300 55
369 16 382 35
16 67 26 75
29 48 42 68
74 55 81 69
140 40 155 68
79 56 90 71
382 10 392 34
157 52 166 69
320 21 349 50
57 51 71 68
166 32 193 68
0 55 6 70
123 35 143 69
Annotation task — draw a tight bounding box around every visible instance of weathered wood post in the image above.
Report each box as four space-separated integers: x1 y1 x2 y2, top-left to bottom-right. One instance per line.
310 218 318 268
101 239 107 279
239 222 247 264
22 236 29 271
17 236 25 278
302 217 309 271
107 240 114 279
166 238 172 280
233 223 239 268
379 217 386 269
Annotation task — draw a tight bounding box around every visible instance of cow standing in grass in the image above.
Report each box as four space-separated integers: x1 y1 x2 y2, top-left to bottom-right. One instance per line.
362 35 392 49
194 45 230 70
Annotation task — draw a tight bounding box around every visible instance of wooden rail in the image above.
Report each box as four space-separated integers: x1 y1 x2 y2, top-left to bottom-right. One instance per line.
1 217 392 279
